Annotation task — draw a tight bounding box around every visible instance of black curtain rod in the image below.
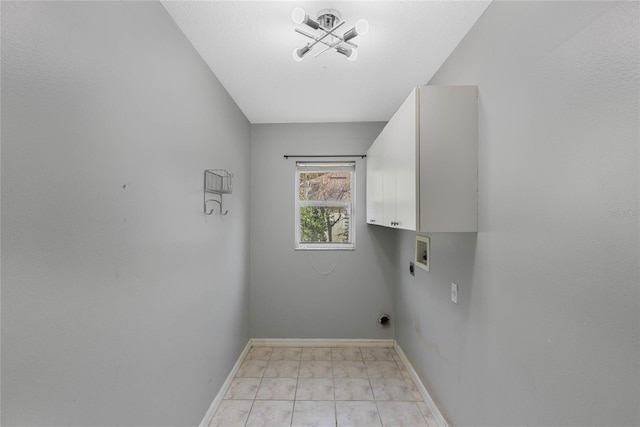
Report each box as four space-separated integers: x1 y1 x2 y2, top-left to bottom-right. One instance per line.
283 154 366 159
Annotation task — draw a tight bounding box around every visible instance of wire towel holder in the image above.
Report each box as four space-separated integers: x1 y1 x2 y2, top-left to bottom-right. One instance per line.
204 169 233 215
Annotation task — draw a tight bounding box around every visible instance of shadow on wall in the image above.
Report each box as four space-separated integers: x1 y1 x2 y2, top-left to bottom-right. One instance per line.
401 236 478 346
367 225 400 294
395 231 478 423
426 232 478 312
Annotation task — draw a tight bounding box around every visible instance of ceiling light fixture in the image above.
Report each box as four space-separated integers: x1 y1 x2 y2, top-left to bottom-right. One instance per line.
291 7 368 62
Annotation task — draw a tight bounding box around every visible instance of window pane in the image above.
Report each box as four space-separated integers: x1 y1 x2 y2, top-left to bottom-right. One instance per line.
299 206 351 243
299 172 352 202
295 161 355 250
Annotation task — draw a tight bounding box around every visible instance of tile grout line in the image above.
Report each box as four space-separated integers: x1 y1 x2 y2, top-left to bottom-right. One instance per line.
205 339 446 427
243 348 268 427
332 355 337 427
293 349 301 426
367 364 384 427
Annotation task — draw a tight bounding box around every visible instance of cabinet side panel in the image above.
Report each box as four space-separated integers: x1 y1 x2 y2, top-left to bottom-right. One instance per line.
366 138 384 225
419 86 478 231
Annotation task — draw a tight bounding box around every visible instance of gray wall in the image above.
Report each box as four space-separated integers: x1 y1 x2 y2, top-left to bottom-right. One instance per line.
394 1 639 426
1 2 251 425
250 123 397 339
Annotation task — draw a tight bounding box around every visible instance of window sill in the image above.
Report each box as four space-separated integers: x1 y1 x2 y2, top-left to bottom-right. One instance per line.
295 246 355 251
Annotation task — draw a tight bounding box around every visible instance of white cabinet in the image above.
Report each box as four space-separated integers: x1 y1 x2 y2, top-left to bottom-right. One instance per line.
366 89 417 230
366 85 477 232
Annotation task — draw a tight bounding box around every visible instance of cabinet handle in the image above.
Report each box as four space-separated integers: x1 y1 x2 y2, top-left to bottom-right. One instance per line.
369 219 376 223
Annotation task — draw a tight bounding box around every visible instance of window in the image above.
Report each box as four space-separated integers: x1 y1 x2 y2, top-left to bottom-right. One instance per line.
295 161 355 250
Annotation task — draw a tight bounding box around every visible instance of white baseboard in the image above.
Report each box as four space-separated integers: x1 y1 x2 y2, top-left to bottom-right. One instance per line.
251 338 395 348
199 338 447 427
198 340 252 427
393 342 449 427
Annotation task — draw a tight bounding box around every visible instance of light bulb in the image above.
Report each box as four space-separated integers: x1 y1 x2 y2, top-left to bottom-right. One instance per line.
292 7 306 24
292 45 309 61
343 28 357 42
347 48 358 61
343 19 369 42
336 46 358 61
355 19 369 36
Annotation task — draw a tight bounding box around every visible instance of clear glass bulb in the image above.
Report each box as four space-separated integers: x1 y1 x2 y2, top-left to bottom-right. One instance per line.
292 7 306 24
355 19 369 36
292 47 305 61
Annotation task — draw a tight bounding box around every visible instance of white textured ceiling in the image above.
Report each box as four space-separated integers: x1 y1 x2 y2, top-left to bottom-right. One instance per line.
161 1 491 124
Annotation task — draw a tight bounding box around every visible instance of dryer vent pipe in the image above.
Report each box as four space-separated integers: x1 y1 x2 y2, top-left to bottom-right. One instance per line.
378 314 390 327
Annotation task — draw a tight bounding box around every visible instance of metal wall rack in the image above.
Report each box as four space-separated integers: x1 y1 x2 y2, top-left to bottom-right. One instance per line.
204 169 233 215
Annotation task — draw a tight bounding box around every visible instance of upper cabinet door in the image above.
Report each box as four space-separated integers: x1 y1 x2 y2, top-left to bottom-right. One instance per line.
366 87 418 231
365 138 384 225
379 125 397 227
390 88 417 231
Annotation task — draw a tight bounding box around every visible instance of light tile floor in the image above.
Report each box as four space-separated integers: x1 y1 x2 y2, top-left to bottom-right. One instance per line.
210 345 438 427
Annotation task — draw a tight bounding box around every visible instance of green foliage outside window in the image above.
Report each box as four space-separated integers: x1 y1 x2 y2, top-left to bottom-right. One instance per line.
300 206 349 243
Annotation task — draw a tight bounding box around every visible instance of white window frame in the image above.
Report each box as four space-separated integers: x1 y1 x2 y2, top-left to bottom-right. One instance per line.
295 161 356 250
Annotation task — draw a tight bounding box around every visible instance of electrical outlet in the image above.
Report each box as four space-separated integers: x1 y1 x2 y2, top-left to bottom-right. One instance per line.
451 283 458 304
